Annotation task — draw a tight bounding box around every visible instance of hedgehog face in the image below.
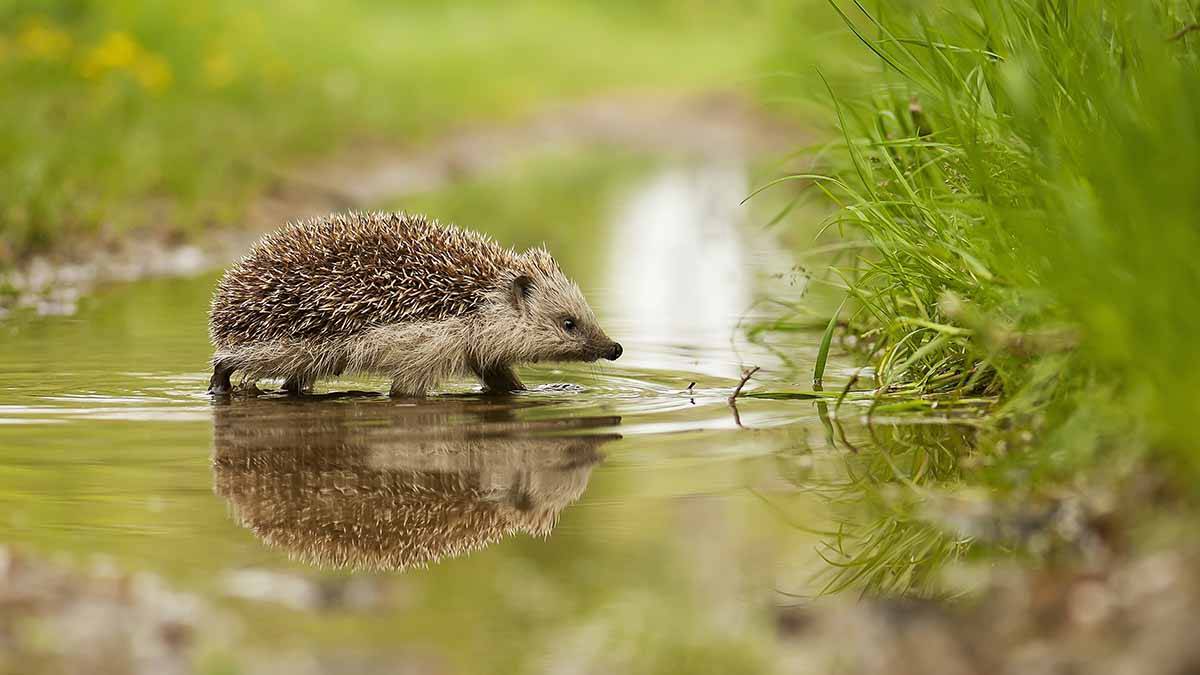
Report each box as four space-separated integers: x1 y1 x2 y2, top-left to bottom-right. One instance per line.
504 252 621 364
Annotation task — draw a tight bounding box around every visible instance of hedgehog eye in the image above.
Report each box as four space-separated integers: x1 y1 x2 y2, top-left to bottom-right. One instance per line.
562 318 577 332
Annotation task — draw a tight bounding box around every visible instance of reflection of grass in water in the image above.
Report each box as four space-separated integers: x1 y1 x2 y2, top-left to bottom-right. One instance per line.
775 411 976 598
818 431 971 597
817 516 966 598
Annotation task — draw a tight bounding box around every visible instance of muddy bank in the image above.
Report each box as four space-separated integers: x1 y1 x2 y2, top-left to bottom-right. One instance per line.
0 92 800 319
0 544 442 674
5 539 1197 674
0 546 217 675
778 546 1200 675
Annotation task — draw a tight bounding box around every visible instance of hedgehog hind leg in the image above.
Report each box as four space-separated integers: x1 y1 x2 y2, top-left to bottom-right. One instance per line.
478 365 525 394
388 378 427 399
388 369 437 399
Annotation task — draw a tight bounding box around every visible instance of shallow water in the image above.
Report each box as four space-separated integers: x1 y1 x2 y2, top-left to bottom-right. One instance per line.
0 157 975 673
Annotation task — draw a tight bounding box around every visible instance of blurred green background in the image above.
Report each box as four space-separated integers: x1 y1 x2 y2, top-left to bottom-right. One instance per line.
0 0 859 262
3 0 1200 672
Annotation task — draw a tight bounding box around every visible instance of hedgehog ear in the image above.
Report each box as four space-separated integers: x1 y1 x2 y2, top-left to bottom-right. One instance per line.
510 275 534 310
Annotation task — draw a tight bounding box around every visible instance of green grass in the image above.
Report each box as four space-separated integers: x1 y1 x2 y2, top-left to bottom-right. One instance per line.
765 0 1200 481
0 0 785 264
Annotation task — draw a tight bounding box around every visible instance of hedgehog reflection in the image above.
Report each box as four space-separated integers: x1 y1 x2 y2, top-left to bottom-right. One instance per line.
212 399 619 571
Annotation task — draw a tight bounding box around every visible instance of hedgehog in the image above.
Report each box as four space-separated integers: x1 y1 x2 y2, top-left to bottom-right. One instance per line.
208 211 622 396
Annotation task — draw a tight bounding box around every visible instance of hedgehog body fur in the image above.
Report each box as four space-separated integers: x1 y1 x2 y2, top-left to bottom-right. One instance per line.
208 212 621 396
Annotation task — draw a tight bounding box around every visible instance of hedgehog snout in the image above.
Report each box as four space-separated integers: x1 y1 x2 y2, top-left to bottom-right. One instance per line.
604 342 623 361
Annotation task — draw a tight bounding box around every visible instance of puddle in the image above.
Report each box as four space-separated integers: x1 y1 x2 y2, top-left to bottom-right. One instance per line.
0 153 980 671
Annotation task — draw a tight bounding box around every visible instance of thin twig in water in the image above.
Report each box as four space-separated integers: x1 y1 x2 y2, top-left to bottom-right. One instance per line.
729 402 746 429
836 368 862 411
728 366 761 404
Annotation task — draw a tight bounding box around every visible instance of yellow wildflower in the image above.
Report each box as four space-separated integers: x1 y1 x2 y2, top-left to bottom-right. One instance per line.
18 16 73 60
80 31 139 78
79 31 172 92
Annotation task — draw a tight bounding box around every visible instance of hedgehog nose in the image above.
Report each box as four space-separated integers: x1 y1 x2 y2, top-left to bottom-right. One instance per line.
605 342 623 361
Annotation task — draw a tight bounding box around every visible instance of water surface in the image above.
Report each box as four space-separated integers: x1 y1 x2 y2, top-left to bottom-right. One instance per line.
0 156 975 673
